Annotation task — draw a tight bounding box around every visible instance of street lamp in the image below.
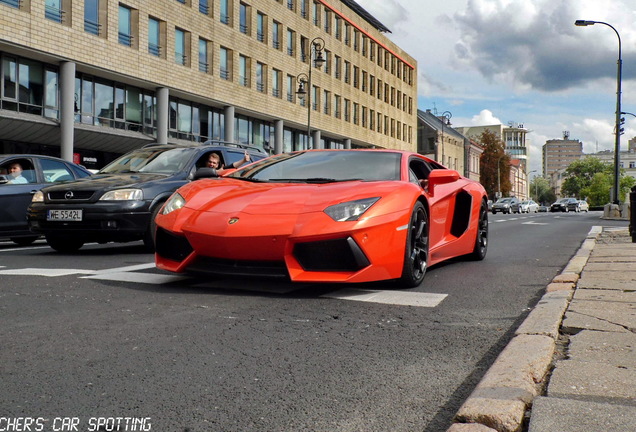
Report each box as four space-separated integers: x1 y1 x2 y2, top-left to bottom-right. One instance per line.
575 19 622 204
438 111 452 166
296 37 325 148
529 169 537 201
496 153 506 199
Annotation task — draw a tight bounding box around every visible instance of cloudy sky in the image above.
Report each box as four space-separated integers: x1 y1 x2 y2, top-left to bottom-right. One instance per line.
356 0 636 175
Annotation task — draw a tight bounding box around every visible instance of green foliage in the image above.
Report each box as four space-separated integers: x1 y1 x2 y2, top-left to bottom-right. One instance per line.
530 176 556 204
560 156 634 205
478 130 510 200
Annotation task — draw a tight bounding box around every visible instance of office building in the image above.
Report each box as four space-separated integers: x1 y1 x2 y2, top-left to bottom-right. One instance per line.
0 0 417 169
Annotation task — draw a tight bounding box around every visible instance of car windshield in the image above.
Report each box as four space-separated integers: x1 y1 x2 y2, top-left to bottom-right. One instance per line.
99 148 192 174
227 150 402 183
496 198 512 203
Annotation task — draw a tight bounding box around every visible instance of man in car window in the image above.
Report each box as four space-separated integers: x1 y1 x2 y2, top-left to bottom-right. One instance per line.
207 151 251 174
7 162 28 184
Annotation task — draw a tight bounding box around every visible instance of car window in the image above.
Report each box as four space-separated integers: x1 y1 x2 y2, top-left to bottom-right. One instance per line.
230 151 401 182
41 159 75 183
100 148 192 174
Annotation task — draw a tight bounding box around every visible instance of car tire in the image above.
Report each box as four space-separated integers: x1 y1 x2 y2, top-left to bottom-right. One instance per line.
468 200 488 261
10 236 39 246
143 204 163 252
398 201 428 288
45 234 84 253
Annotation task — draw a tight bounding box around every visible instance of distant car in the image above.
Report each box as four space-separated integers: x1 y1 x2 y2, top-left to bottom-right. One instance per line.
511 199 539 213
578 200 589 212
0 154 92 245
550 198 579 212
155 149 489 288
538 204 548 212
491 197 520 214
27 142 268 252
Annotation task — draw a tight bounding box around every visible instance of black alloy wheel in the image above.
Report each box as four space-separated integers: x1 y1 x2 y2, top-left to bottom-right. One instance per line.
399 201 429 288
469 200 489 261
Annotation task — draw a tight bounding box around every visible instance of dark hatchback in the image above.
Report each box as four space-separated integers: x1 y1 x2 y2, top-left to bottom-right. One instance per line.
0 154 92 245
27 142 268 252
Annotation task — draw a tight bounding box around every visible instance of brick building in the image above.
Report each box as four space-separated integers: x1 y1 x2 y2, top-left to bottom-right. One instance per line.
0 0 417 169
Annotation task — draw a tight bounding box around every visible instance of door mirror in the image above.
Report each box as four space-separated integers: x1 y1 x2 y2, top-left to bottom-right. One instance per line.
427 169 460 195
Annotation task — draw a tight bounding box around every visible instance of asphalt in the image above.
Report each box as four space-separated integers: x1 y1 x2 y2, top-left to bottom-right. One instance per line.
446 225 636 432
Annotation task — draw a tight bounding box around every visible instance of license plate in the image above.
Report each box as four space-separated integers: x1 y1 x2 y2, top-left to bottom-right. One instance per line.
47 209 83 221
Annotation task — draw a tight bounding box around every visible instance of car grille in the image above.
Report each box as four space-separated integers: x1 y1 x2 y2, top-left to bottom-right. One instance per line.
155 227 194 262
293 237 370 272
47 190 95 201
188 256 289 279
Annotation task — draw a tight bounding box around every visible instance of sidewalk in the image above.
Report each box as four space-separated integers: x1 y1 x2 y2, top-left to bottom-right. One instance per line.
447 226 636 432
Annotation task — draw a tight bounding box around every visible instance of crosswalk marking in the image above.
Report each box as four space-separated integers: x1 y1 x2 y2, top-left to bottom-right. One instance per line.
322 288 447 307
0 265 448 308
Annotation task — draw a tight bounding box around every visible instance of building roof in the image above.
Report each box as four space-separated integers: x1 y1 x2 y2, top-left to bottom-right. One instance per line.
341 0 392 33
417 109 466 141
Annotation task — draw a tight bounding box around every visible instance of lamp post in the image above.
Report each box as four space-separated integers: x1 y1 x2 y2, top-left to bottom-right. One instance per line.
296 37 325 148
529 169 537 201
438 111 452 166
496 153 506 199
575 20 622 204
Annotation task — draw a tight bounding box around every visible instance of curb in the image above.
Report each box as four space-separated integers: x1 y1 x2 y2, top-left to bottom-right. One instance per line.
446 226 603 432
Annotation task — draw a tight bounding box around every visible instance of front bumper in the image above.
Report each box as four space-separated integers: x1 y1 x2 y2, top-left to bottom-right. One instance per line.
28 201 152 242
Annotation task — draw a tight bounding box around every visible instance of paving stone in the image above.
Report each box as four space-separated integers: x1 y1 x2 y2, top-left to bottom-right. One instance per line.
547 360 636 401
447 422 498 432
568 330 636 367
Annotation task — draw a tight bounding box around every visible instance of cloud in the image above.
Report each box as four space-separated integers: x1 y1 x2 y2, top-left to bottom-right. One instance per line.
353 0 409 31
470 109 502 125
452 0 636 92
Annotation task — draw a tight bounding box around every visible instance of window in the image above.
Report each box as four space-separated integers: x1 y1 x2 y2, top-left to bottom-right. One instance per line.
312 2 319 27
286 0 294 11
199 38 210 72
334 16 341 39
286 75 295 102
239 3 249 35
220 47 231 80
118 5 133 47
256 12 266 43
45 0 64 24
323 50 330 74
344 61 350 84
353 66 358 88
287 29 295 56
272 69 281 98
0 0 22 9
344 99 350 121
334 55 341 79
334 95 340 118
256 62 265 93
148 17 162 57
220 0 231 25
174 28 188 66
84 0 103 36
300 0 308 19
199 0 209 15
272 21 281 50
323 90 330 114
323 9 330 33
239 55 249 87
311 85 318 111
300 36 308 62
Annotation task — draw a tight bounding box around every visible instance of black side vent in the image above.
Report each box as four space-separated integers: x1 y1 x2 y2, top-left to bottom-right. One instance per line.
451 191 472 238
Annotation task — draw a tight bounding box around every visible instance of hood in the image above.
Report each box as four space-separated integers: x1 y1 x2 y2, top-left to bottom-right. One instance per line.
41 173 176 192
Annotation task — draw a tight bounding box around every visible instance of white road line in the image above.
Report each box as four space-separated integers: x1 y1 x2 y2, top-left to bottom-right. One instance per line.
89 263 156 274
322 289 447 307
0 246 50 253
0 268 97 277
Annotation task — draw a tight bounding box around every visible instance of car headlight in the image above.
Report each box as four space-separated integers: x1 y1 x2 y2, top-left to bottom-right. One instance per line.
324 197 380 222
162 192 186 215
99 189 143 201
32 191 44 203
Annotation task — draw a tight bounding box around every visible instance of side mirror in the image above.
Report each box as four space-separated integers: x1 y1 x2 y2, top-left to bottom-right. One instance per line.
192 167 219 180
427 169 460 196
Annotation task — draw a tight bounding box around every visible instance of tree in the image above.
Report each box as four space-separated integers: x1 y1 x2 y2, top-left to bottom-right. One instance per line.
530 176 556 205
561 157 635 205
478 130 510 200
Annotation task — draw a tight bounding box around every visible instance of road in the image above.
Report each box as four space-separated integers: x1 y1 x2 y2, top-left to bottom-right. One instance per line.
0 211 628 432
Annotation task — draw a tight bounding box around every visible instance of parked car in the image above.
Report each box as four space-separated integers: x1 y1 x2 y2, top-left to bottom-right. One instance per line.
550 197 579 212
538 204 548 212
0 154 92 245
511 199 539 213
155 149 489 288
27 141 268 252
578 200 590 212
491 197 520 214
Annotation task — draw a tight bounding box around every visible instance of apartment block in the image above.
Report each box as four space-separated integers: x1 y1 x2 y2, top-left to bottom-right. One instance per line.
0 0 417 169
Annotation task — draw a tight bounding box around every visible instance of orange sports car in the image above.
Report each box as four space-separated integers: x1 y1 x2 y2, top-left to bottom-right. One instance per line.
154 149 488 287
